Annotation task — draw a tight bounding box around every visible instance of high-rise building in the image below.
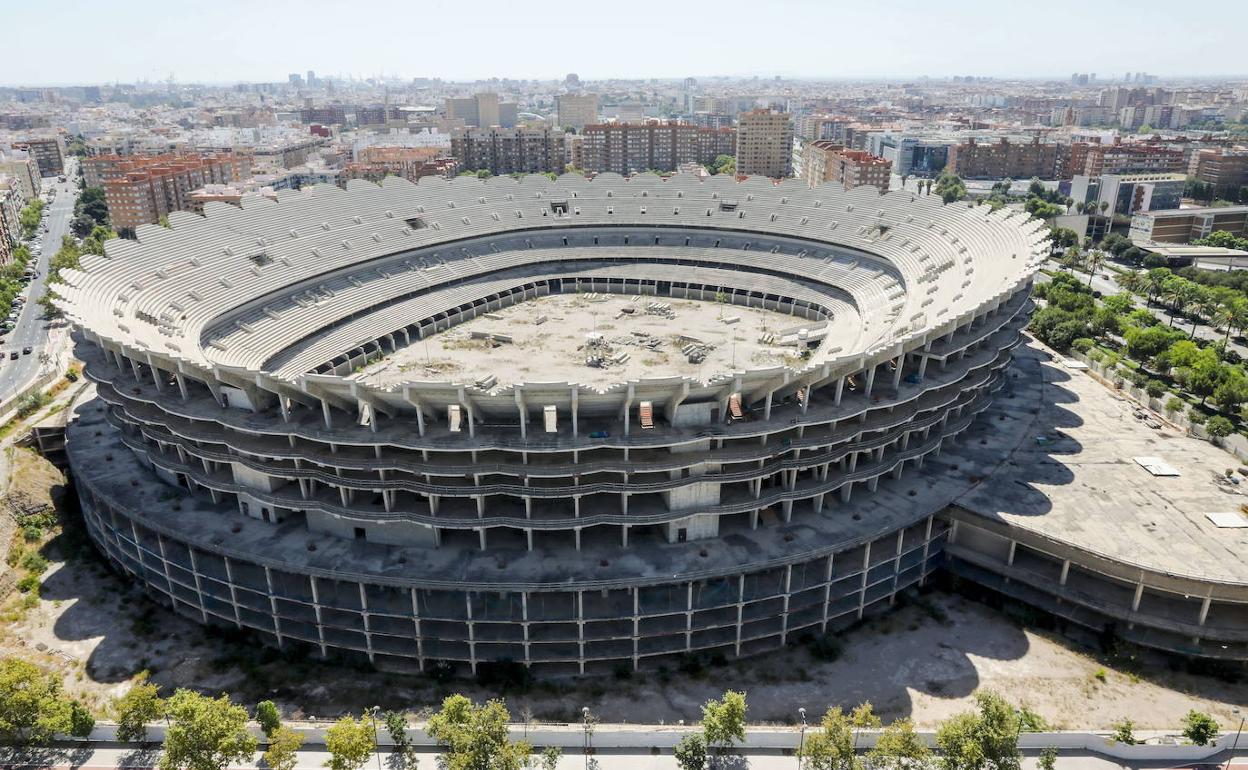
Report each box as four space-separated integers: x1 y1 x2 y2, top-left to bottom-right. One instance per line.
736 109 793 178
97 153 250 230
0 149 40 199
1083 142 1185 176
1193 149 1248 197
20 136 64 177
450 127 566 176
444 93 515 128
803 142 891 192
288 73 304 87
306 70 317 87
557 94 599 131
580 122 735 175
946 137 1058 180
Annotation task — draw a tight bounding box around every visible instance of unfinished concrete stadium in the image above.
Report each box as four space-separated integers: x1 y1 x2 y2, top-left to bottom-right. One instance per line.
55 172 1061 675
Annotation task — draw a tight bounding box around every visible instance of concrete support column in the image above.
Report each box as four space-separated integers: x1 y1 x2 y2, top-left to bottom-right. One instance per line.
864 365 877 397
1006 540 1017 566
821 553 835 630
1131 580 1144 613
857 541 872 620
834 376 845 406
1198 595 1212 626
1059 559 1070 586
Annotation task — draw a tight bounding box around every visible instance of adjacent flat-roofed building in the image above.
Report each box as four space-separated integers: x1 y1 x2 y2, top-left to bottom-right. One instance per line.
100 153 250 230
556 94 599 130
444 93 517 128
1193 149 1248 198
20 136 64 177
581 122 736 175
803 141 891 192
0 149 40 199
1130 205 1248 244
736 109 793 178
341 146 457 184
1070 172 1185 216
1084 142 1185 176
450 127 566 175
947 137 1058 180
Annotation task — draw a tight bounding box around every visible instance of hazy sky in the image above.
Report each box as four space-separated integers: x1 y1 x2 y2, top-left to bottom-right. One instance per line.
6 0 1247 86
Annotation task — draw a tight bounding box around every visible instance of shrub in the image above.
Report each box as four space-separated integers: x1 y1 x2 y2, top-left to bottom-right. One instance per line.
1071 338 1095 353
1111 717 1137 745
1182 710 1219 746
1145 379 1166 398
1206 415 1234 438
19 551 49 575
1165 396 1185 414
809 633 843 662
1086 349 1104 363
16 574 40 594
254 700 280 736
1188 408 1208 425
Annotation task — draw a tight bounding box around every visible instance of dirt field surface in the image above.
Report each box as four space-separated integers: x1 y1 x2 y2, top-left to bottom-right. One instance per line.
3 451 1245 731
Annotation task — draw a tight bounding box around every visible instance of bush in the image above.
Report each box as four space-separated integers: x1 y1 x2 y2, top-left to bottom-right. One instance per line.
16 574 40 594
19 551 49 575
1086 349 1104 363
1111 717 1138 745
1206 415 1234 438
1188 408 1208 425
15 391 50 418
809 633 843 662
1071 338 1095 353
254 700 280 736
1145 379 1166 398
1181 710 1219 746
1165 396 1185 414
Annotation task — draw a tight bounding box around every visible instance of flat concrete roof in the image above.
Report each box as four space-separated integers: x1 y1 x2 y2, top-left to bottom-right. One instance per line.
352 294 806 390
954 342 1248 585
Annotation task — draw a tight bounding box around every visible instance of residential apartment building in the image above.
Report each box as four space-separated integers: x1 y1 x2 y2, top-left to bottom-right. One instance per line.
0 149 40 199
341 146 457 183
100 154 249 230
736 109 793 178
444 93 517 128
0 183 21 265
946 137 1058 180
1130 205 1248 244
19 136 63 177
450 127 566 176
299 106 347 125
1193 149 1248 197
557 94 599 131
802 141 891 191
85 152 252 190
1083 142 1185 176
580 122 736 175
797 114 850 143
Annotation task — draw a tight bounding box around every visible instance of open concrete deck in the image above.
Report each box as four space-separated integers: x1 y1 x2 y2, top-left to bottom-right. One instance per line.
954 340 1248 585
352 294 808 389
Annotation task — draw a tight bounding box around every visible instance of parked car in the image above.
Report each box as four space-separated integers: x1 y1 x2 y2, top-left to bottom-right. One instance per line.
9 351 18 360
22 346 32 355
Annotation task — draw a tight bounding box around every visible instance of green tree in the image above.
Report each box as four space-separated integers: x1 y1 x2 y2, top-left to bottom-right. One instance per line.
1205 415 1235 438
0 659 74 745
1110 718 1137 745
702 690 748 758
934 171 967 204
159 690 257 770
934 691 1021 770
69 700 96 738
255 700 280 736
382 710 418 768
1181 710 1219 746
113 672 165 743
674 733 708 770
868 718 931 770
537 746 562 770
800 706 856 770
426 695 530 770
264 726 305 770
1037 747 1058 770
325 715 376 770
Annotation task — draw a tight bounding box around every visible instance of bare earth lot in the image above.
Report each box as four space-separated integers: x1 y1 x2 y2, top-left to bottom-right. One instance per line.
2 466 1244 730
352 294 803 389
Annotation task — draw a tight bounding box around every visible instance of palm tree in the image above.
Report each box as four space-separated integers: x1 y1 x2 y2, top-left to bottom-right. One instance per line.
1190 290 1219 339
1099 201 1110 216
1160 277 1191 327
1085 250 1103 288
1114 271 1144 295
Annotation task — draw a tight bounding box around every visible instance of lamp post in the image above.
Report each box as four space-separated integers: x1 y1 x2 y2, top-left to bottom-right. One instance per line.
582 706 591 770
1224 708 1244 770
797 707 807 770
367 706 383 770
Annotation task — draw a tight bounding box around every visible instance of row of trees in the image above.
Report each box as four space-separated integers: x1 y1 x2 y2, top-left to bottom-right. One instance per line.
18 198 44 240
1031 272 1248 436
71 186 110 238
2 662 1230 770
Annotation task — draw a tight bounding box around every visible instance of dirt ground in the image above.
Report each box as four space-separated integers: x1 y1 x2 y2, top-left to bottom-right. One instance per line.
2 446 1245 732
352 294 804 389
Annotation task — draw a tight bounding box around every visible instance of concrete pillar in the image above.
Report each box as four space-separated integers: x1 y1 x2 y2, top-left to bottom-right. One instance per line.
1006 540 1017 566
1059 559 1070 586
864 365 877 397
834 376 845 406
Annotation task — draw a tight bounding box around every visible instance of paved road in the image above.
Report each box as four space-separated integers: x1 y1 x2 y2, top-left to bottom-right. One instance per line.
0 159 78 402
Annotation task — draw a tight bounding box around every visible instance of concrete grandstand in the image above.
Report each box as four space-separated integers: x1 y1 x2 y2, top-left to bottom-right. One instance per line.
57 172 1052 675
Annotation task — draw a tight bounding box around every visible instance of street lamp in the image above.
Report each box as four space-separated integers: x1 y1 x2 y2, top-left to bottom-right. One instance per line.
797 707 807 770
367 706 383 770
582 707 592 770
1224 708 1244 770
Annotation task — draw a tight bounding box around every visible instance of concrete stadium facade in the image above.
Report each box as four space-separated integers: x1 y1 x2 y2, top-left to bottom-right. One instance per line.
60 173 1049 674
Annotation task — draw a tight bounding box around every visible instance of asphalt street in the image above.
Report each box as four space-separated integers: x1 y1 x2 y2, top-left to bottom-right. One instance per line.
0 158 78 402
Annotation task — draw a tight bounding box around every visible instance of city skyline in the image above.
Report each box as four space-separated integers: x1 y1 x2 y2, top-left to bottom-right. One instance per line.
5 0 1248 86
